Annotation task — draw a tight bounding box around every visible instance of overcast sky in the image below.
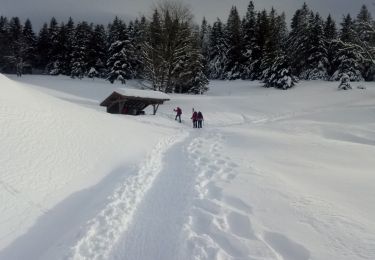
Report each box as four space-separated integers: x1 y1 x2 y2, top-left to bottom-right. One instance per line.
1 0 375 30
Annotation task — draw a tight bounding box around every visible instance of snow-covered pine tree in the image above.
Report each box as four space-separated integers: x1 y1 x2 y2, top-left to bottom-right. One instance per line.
224 6 243 79
107 16 126 43
106 37 135 83
260 8 287 81
199 17 210 77
36 23 50 71
252 10 270 79
7 17 23 67
20 19 36 72
61 17 75 75
0 16 11 71
47 17 61 74
260 9 297 89
70 21 92 79
262 52 298 89
107 40 128 83
241 1 257 79
87 24 107 77
354 5 375 80
48 22 67 75
187 38 209 94
107 17 136 84
142 9 164 90
126 21 141 79
173 24 209 94
142 1 207 93
301 13 329 80
161 9 190 93
207 18 227 79
324 14 338 77
355 5 373 44
132 17 148 78
288 3 311 77
331 14 364 81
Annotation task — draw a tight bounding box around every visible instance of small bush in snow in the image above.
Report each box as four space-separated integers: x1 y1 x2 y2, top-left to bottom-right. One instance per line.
117 75 126 84
338 74 352 90
88 67 99 79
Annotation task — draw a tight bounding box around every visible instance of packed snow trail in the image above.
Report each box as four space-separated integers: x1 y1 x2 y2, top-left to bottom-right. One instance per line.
59 131 188 260
110 130 198 260
109 128 286 260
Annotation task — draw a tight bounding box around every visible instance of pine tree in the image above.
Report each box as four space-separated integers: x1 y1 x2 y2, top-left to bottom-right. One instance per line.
262 52 298 89
288 3 310 76
107 16 126 43
261 8 287 80
47 17 61 73
172 24 208 93
87 24 107 77
331 14 364 81
36 23 50 71
224 6 243 79
133 17 148 78
0 16 11 71
63 17 75 75
199 17 210 77
252 10 270 79
71 21 92 78
162 9 190 92
142 9 164 89
106 32 134 83
142 1 208 93
355 5 373 43
301 13 329 80
324 14 338 77
126 21 140 79
207 18 227 79
20 19 37 72
241 1 257 79
354 5 375 80
8 17 23 66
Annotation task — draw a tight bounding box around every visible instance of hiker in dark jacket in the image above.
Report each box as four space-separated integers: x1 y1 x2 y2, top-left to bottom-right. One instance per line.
191 110 198 128
174 107 182 123
197 111 204 128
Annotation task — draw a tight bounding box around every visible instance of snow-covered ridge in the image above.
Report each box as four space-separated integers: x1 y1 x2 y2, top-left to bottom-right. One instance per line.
0 74 174 258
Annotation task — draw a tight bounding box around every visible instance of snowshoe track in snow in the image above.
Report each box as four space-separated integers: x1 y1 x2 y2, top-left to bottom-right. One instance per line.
66 132 188 260
183 131 279 260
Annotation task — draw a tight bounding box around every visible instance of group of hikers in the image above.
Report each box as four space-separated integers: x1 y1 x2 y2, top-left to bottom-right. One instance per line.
174 107 204 128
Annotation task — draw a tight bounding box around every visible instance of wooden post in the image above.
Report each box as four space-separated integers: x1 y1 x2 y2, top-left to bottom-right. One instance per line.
119 101 125 114
152 104 160 115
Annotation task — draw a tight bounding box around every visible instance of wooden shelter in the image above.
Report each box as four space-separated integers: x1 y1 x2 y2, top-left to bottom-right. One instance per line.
100 88 170 115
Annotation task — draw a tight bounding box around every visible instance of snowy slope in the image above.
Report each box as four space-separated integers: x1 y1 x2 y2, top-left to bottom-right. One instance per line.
0 74 178 259
1 74 375 260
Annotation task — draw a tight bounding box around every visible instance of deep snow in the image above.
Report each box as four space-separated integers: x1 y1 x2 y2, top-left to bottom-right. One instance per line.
0 74 374 260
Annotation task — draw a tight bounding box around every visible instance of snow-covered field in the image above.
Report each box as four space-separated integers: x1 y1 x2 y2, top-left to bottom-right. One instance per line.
0 74 374 260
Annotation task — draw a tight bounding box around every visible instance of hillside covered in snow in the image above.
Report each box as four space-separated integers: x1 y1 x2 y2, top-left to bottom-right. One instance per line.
0 74 374 260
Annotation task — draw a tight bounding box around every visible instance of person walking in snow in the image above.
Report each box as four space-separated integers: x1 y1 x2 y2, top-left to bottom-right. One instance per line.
197 111 204 128
174 107 182 123
191 109 198 128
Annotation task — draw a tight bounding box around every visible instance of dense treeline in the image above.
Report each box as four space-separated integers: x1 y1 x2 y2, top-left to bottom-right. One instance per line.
0 1 208 94
0 1 374 91
203 2 375 89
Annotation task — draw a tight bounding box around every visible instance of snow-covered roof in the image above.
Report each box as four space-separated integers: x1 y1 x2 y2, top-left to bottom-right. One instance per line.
114 88 170 100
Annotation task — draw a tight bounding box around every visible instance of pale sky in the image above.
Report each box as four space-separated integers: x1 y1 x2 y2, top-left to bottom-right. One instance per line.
1 0 374 29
